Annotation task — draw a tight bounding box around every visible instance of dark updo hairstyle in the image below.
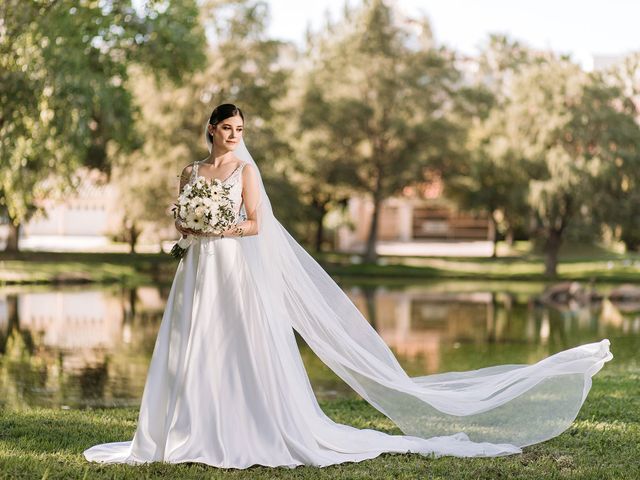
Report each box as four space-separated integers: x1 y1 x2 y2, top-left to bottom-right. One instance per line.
206 103 245 147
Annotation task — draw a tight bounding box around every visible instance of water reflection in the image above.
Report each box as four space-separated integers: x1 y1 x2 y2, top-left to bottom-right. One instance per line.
0 282 638 409
0 286 166 409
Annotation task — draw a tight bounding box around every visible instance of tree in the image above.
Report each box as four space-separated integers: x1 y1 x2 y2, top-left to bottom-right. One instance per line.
294 0 465 262
285 74 358 252
0 0 205 251
107 0 294 252
444 36 541 256
598 53 640 251
506 58 640 275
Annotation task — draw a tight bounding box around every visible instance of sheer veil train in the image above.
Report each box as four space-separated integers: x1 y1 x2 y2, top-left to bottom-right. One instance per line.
228 137 612 450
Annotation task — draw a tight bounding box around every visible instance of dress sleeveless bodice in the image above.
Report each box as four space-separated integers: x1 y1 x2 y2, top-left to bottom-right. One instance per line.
190 160 247 222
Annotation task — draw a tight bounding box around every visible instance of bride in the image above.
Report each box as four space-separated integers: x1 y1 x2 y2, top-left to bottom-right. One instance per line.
83 103 612 469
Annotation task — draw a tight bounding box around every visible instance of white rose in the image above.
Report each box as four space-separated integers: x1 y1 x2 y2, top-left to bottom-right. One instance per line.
194 206 205 217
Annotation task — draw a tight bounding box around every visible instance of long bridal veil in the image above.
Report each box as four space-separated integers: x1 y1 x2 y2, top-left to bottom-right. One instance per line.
228 136 612 452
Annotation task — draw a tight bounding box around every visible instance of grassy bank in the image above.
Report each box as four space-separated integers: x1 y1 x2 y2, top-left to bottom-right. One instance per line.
0 355 637 480
0 251 173 286
1 242 639 286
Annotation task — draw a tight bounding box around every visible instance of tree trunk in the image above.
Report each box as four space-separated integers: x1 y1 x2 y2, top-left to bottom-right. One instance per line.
128 224 139 254
5 222 20 252
312 199 328 253
506 227 515 247
488 213 498 258
544 228 563 277
364 196 381 263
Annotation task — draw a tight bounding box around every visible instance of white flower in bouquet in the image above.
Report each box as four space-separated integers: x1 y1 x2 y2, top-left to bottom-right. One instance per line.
185 212 204 230
193 205 206 217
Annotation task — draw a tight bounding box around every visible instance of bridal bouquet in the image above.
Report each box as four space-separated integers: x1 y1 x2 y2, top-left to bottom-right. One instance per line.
169 176 237 259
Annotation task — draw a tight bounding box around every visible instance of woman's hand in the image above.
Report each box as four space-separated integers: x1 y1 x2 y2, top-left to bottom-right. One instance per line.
175 218 198 236
175 219 226 238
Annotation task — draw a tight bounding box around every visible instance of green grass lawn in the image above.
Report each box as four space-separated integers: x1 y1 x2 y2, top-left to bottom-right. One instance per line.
1 242 639 286
321 241 640 283
0 251 174 286
0 356 637 480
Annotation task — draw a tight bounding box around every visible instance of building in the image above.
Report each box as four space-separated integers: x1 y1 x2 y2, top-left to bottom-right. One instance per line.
1 168 175 253
335 176 492 256
17 169 120 251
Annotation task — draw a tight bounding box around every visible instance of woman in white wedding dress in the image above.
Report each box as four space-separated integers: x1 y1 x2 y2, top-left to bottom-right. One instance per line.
84 103 613 469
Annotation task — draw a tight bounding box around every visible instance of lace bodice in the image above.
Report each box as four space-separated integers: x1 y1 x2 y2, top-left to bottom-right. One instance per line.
190 159 248 222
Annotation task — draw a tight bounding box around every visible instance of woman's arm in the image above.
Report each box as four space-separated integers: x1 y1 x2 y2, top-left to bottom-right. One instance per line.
221 163 261 237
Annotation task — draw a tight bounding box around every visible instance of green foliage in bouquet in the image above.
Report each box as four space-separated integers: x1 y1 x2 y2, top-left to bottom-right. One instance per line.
169 177 238 258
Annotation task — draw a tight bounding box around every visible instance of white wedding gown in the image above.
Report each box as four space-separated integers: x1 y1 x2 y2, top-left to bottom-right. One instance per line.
84 157 613 469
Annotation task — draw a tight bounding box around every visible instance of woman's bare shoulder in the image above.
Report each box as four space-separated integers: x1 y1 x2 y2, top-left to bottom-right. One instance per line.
240 161 256 175
180 160 200 178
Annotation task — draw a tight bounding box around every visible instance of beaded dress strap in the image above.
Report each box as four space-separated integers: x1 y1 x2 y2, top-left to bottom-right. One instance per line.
218 162 246 185
189 160 201 184
231 162 247 182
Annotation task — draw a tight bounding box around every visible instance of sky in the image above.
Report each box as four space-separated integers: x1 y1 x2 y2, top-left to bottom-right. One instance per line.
267 0 640 70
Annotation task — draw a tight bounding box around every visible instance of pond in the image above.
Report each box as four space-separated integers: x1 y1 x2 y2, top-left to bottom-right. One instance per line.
0 280 637 409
